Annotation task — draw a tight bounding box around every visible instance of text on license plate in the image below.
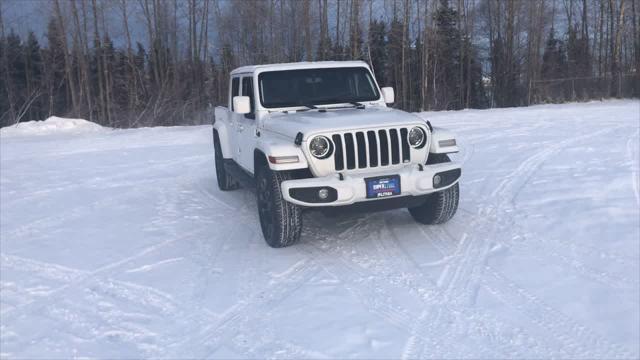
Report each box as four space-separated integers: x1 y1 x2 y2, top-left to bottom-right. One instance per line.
366 175 401 198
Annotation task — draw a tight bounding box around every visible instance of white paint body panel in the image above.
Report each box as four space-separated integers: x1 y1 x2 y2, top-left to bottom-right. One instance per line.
281 162 460 207
430 127 460 153
213 61 461 202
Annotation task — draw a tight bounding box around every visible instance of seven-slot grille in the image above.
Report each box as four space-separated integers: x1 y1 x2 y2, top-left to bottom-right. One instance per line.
331 128 412 171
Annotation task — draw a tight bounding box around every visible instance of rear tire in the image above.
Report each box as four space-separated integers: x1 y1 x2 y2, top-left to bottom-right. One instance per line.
213 130 239 191
409 153 459 224
256 164 302 248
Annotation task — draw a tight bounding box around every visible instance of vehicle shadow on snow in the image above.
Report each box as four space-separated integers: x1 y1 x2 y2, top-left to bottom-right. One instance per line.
301 207 429 245
195 174 461 250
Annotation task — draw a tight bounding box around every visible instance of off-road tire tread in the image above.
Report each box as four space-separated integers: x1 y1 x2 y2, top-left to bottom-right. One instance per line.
259 166 302 247
409 153 459 224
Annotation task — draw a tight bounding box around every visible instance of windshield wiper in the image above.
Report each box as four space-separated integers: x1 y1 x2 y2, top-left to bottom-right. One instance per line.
296 104 318 111
310 98 366 109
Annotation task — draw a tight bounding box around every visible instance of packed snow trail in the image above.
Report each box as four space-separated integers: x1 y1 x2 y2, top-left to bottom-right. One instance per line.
1 100 638 358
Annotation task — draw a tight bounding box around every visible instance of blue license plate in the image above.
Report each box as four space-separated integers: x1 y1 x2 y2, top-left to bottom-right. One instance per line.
366 175 401 199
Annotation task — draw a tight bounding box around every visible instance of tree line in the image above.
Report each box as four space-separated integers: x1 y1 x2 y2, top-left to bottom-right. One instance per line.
1 0 638 128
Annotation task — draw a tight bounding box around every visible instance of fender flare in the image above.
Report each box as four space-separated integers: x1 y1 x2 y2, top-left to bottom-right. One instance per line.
213 122 234 159
255 135 309 172
429 127 460 154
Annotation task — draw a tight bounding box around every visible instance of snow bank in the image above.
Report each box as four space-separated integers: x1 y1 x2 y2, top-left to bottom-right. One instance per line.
0 116 105 137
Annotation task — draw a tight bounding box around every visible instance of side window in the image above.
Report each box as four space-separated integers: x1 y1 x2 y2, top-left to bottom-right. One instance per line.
231 77 240 110
241 77 255 118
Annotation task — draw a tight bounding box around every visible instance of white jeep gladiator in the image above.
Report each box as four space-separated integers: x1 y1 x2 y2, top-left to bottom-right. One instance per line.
213 61 461 247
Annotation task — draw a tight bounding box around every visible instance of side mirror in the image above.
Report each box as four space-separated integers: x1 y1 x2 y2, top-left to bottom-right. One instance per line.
381 87 395 104
233 96 251 114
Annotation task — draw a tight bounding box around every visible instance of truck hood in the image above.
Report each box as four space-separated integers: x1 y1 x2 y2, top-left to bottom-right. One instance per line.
262 107 425 140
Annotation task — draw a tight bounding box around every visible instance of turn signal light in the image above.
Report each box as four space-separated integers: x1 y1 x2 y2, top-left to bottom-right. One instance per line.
268 155 299 164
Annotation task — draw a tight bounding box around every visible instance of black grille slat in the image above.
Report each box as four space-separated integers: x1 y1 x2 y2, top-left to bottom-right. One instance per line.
378 130 389 166
355 132 367 168
344 133 356 169
367 131 378 167
330 128 411 171
332 134 344 170
389 129 400 164
400 128 410 163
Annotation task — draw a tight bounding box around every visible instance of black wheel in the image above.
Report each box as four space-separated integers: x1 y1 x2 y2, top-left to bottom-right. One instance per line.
408 183 459 224
256 164 302 248
213 130 239 191
409 153 459 224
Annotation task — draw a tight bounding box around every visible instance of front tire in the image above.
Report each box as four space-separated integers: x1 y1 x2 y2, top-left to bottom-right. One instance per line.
408 183 459 224
256 164 302 248
409 153 459 224
213 131 239 191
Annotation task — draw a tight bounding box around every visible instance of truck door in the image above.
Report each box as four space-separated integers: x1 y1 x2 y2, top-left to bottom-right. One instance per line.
236 75 258 173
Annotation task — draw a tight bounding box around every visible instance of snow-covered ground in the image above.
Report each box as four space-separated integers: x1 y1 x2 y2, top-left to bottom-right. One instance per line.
1 100 639 358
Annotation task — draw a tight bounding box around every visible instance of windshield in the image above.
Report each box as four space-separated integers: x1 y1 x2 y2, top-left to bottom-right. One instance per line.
258 67 380 108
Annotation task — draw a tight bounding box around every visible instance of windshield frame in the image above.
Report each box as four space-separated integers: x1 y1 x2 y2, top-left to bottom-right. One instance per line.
257 66 381 109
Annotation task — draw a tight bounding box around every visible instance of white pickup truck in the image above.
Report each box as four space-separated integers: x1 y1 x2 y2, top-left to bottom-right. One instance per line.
213 61 461 247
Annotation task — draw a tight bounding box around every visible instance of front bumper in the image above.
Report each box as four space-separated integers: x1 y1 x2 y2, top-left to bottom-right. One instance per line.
281 163 461 207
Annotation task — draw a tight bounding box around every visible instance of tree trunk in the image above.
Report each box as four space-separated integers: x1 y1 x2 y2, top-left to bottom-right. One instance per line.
54 0 79 116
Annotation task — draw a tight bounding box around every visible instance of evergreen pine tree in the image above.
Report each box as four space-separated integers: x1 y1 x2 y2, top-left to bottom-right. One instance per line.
368 20 387 86
24 31 44 120
433 0 461 109
45 17 69 116
541 28 568 101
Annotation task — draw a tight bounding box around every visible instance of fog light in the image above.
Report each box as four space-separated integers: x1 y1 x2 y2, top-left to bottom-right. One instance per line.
318 188 329 200
433 175 442 186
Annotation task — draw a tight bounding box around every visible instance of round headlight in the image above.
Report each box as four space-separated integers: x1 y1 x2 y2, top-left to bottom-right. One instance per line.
408 127 426 148
309 136 332 158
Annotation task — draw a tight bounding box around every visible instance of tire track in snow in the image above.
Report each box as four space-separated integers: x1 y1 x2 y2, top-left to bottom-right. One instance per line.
477 265 626 356
0 154 211 209
2 155 215 246
491 125 637 291
410 222 525 358
150 176 313 357
169 259 321 358
0 254 197 356
0 226 207 319
303 215 534 359
481 125 632 353
302 217 436 333
2 188 149 242
223 243 331 359
395 125 631 358
317 212 548 358
407 225 554 359
307 207 534 357
1 157 232 356
482 267 635 359
428 125 632 357
490 126 623 202
186 183 285 357
413 214 621 358
298 240 418 331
